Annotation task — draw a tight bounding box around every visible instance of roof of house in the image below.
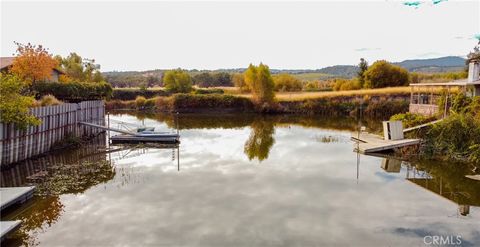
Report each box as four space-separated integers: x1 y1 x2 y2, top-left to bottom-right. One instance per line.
0 56 64 74
0 57 15 70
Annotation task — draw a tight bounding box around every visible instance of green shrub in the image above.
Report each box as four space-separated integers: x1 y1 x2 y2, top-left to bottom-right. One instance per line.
112 88 169 100
39 94 62 106
163 69 193 93
0 73 41 130
170 94 254 111
193 88 225 95
273 74 302 92
390 112 433 128
32 81 112 101
425 113 480 163
332 79 361 91
364 60 409 88
135 96 146 108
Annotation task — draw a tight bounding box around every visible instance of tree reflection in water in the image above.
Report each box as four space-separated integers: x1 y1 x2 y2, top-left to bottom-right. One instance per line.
3 196 64 247
244 118 275 162
1 133 115 246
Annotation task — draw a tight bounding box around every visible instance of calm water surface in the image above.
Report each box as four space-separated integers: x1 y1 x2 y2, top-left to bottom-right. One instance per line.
1 113 479 246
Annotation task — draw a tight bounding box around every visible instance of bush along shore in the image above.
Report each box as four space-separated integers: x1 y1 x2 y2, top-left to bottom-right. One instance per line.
391 94 480 167
105 93 410 118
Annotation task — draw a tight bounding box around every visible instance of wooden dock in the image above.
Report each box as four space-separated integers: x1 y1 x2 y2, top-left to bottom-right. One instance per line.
0 186 35 211
352 132 420 153
1 221 21 242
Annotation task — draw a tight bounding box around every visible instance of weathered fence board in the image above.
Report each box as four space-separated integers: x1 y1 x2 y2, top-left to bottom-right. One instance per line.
0 100 105 166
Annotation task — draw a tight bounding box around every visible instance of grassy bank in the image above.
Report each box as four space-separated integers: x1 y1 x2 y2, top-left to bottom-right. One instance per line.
106 88 410 118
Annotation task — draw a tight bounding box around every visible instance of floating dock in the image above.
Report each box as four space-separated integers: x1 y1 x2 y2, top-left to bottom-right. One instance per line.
0 186 35 211
1 221 21 242
110 134 180 144
79 122 180 144
352 133 420 153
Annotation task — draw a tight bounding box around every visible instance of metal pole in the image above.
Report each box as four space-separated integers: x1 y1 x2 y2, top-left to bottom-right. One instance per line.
176 112 179 135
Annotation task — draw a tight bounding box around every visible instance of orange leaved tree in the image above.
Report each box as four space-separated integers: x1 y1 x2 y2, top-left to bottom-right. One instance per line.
10 42 58 84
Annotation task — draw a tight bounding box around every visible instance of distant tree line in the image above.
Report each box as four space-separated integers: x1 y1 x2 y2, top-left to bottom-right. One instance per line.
192 72 233 87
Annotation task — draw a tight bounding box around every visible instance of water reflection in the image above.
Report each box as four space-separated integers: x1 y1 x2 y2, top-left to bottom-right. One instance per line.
374 157 480 217
1 112 479 246
244 118 275 161
1 133 116 246
111 110 383 133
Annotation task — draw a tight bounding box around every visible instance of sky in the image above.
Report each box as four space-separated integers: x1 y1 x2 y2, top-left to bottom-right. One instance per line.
1 0 479 71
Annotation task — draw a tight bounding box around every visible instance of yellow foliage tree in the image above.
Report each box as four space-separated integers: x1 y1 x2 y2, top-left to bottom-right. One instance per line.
10 42 58 84
244 63 275 103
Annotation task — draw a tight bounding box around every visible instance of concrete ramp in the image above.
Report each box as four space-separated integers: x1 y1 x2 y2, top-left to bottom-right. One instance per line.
0 186 35 211
1 221 21 242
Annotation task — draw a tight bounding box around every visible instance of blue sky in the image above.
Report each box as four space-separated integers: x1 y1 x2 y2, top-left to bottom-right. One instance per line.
1 0 479 71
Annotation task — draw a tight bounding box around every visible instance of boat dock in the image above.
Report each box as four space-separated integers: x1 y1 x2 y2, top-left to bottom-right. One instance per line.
0 186 35 211
79 122 180 144
352 132 420 153
110 134 180 144
1 186 35 241
1 221 21 242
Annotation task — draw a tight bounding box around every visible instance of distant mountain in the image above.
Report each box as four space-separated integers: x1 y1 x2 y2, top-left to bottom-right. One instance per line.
315 65 359 78
103 56 467 86
394 56 466 73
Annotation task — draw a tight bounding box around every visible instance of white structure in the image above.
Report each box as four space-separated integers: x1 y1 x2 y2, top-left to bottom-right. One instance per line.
409 61 480 116
383 121 404 141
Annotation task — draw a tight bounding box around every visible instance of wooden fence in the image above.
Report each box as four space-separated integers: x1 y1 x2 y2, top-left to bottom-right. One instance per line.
0 100 105 166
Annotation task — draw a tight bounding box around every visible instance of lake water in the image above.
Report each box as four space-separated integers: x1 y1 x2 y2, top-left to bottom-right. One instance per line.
1 112 479 246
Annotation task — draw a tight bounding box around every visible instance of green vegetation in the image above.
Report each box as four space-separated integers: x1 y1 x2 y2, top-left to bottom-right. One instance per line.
232 73 249 92
163 69 193 93
272 73 302 92
244 63 275 104
332 78 361 91
165 94 254 112
357 58 368 87
192 72 232 87
410 71 467 84
364 60 409 88
54 52 105 83
397 93 480 164
39 94 62 106
32 81 112 101
112 88 169 100
193 88 224 95
390 112 434 128
0 74 41 130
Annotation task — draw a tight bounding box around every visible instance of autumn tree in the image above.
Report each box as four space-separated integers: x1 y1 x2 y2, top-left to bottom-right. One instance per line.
232 73 249 92
55 53 105 83
244 63 275 103
357 58 368 88
272 73 302 92
10 42 58 84
0 74 41 130
163 69 193 93
363 60 409 88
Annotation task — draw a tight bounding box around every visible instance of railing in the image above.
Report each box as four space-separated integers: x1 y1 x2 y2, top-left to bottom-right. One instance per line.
409 104 439 116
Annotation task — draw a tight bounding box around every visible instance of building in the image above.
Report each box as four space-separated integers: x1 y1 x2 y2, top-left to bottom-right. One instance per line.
0 56 64 82
409 60 480 116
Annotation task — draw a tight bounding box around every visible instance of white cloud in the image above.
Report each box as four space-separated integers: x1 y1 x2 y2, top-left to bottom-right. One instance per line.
1 0 479 71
